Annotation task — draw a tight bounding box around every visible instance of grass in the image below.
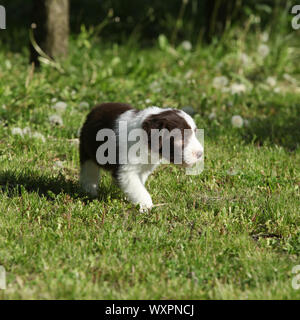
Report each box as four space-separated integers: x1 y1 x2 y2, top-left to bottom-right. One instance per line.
0 24 299 299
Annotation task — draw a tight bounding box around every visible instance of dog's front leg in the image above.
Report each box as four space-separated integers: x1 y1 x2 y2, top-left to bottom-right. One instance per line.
117 168 153 211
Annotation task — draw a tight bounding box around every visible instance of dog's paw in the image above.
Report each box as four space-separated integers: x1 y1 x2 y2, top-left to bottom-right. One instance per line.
138 204 153 213
137 198 153 213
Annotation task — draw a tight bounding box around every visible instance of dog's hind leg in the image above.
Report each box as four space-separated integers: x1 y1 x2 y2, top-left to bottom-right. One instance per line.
79 137 100 197
80 160 100 198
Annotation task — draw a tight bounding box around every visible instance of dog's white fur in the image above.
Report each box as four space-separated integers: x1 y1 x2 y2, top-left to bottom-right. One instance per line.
80 106 203 211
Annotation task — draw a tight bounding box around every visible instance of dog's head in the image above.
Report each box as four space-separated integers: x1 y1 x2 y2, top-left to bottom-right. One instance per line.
142 109 203 167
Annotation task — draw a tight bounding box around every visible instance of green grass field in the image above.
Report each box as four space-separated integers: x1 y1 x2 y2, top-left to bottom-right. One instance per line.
0 26 299 299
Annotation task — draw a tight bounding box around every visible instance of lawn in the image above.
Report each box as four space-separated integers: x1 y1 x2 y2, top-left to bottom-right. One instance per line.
0 26 299 299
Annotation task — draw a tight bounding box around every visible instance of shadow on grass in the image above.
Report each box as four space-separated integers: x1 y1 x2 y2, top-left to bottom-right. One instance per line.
0 169 117 203
242 114 300 151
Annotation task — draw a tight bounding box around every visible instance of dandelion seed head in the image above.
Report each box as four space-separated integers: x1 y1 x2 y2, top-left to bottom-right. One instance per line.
230 83 246 95
181 40 192 51
239 52 252 66
208 112 216 120
11 127 24 137
22 127 32 135
184 70 194 79
52 101 67 113
227 168 239 176
266 76 277 87
5 60 12 69
213 76 229 89
274 87 281 93
260 32 269 42
149 81 162 93
49 114 63 126
32 132 46 143
258 44 270 58
231 115 244 128
79 101 89 109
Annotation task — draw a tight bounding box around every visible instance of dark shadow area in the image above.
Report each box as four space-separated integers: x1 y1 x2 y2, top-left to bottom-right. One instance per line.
0 169 119 203
242 111 300 151
0 0 279 52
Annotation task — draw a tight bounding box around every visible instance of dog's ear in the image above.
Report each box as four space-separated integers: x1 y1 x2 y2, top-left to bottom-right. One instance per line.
142 115 167 132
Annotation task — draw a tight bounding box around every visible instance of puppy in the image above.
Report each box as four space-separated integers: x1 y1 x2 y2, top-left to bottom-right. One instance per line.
79 102 203 211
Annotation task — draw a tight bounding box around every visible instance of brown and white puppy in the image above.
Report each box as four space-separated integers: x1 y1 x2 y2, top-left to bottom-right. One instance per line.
79 102 203 211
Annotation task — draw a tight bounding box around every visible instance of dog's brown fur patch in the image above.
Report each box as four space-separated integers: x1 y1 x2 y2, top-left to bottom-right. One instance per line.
80 102 133 176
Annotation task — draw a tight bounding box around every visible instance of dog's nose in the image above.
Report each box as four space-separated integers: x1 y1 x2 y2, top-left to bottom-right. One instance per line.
196 151 202 159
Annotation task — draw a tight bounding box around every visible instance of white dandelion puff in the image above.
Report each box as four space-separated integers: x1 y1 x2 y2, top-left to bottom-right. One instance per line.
258 44 270 58
273 87 281 93
260 32 269 42
184 69 194 79
266 76 277 87
181 40 192 51
238 52 252 66
230 83 246 95
11 127 24 137
212 76 229 89
79 101 89 109
22 127 32 135
145 98 152 104
231 115 244 128
52 101 67 113
208 112 216 120
49 114 63 126
31 132 46 143
226 168 239 176
149 81 162 93
5 60 12 69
